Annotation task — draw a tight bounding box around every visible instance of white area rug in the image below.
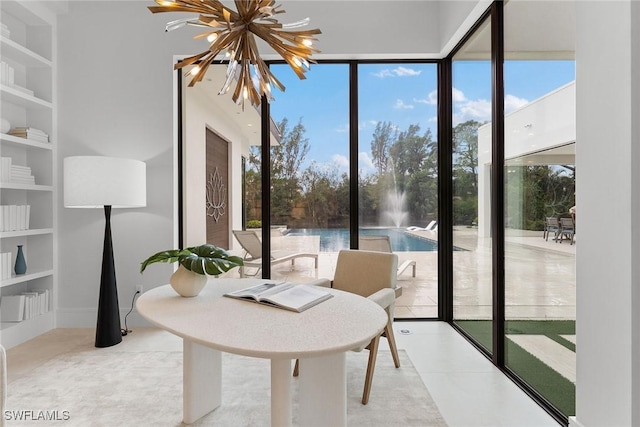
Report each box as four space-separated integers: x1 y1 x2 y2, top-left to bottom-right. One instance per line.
6 333 446 426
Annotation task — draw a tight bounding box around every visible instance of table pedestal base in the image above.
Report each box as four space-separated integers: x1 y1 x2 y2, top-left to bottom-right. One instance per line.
183 340 221 424
298 353 347 427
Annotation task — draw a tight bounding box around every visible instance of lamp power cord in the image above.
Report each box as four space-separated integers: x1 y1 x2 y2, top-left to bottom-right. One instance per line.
121 290 141 336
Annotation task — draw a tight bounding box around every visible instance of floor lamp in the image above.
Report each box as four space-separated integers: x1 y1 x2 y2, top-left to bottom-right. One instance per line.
64 156 146 348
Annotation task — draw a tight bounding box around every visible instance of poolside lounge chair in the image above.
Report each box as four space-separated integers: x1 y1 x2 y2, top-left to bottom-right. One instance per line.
406 220 437 232
232 230 318 278
558 217 575 245
358 235 416 278
543 217 561 242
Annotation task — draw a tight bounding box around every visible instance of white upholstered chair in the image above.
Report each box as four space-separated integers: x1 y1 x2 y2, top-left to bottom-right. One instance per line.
294 249 401 404
358 234 416 277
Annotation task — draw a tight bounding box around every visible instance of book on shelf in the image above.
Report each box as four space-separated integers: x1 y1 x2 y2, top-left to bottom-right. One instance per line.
0 204 31 232
224 282 333 313
1 295 25 322
0 156 11 182
0 252 11 279
8 127 49 143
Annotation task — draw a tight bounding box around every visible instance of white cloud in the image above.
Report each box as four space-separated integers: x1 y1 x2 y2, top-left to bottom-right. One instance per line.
395 66 422 77
504 94 529 114
453 87 467 103
358 152 375 172
452 92 530 125
335 124 349 133
333 154 349 170
394 99 414 110
457 98 491 123
414 89 438 105
357 120 378 131
372 66 422 78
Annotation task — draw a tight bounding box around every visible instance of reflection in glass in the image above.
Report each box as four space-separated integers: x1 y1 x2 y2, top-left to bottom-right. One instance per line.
451 17 493 353
502 0 576 417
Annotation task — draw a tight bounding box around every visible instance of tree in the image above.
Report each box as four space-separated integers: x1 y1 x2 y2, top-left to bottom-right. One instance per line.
300 162 340 227
370 121 397 178
270 118 310 222
390 124 430 176
452 120 481 194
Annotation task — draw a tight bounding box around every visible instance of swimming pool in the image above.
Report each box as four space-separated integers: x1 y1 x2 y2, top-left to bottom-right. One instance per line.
287 228 438 252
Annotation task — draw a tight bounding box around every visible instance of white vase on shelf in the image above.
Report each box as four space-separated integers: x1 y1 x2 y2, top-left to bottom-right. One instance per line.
0 118 10 134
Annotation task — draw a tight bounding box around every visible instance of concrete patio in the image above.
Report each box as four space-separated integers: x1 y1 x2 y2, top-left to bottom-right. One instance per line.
227 227 576 321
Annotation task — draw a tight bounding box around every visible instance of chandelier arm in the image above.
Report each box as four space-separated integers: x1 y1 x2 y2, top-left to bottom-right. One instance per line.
175 51 210 70
246 34 284 94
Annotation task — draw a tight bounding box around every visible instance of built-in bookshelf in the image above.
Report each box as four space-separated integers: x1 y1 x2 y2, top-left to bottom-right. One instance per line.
0 1 56 349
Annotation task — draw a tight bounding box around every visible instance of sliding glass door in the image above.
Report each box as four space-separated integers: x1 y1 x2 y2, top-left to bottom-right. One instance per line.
502 0 576 417
451 16 494 353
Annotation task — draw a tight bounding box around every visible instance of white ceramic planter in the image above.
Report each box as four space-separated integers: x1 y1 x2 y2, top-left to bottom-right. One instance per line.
170 265 207 297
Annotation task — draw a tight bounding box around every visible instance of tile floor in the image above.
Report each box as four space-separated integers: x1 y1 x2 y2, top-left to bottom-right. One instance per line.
397 321 559 426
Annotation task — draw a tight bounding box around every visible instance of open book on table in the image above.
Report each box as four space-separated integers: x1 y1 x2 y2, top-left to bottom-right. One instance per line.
224 282 333 313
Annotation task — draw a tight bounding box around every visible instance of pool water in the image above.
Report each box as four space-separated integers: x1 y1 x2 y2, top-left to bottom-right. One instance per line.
287 228 438 252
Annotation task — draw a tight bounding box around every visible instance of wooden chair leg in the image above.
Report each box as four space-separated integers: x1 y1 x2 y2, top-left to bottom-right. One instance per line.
293 359 299 377
383 322 401 368
362 334 381 405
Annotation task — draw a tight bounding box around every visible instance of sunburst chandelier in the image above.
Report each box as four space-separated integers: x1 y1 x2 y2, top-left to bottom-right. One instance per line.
149 0 321 108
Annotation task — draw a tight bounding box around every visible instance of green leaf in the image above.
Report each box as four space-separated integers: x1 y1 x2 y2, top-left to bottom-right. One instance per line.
140 244 244 276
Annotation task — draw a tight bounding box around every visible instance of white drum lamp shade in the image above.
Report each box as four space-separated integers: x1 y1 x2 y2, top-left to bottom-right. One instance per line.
63 156 146 348
64 156 146 209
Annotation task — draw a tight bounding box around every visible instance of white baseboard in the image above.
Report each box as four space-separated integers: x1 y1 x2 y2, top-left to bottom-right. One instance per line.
569 416 585 427
56 308 152 328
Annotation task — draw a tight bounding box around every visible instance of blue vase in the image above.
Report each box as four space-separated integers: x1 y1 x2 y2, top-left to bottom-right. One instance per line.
14 245 26 275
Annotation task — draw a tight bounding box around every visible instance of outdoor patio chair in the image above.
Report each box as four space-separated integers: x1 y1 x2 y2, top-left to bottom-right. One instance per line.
544 217 561 242
558 217 575 245
232 230 318 277
406 220 437 232
358 235 416 278
293 249 401 404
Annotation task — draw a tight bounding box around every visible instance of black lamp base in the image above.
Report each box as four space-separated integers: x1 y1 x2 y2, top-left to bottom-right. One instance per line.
95 205 122 348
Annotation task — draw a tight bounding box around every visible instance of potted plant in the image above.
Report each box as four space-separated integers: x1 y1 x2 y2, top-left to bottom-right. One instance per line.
140 244 244 297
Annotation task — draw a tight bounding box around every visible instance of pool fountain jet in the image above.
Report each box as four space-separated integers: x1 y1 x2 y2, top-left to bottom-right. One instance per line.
382 159 408 228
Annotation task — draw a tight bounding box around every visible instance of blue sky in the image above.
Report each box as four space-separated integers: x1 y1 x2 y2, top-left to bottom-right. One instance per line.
269 60 575 175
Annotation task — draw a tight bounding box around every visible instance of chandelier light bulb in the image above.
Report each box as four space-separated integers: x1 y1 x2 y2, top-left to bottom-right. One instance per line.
149 0 321 109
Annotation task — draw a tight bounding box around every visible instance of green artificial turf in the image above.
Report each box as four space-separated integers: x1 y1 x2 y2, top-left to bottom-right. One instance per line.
455 320 575 416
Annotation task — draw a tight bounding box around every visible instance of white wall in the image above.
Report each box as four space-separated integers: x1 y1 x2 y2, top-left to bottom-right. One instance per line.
56 1 196 325
572 1 640 425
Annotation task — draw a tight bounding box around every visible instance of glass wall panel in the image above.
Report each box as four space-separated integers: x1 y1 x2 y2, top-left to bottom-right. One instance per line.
358 63 439 318
503 1 576 417
266 64 350 280
451 18 493 352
